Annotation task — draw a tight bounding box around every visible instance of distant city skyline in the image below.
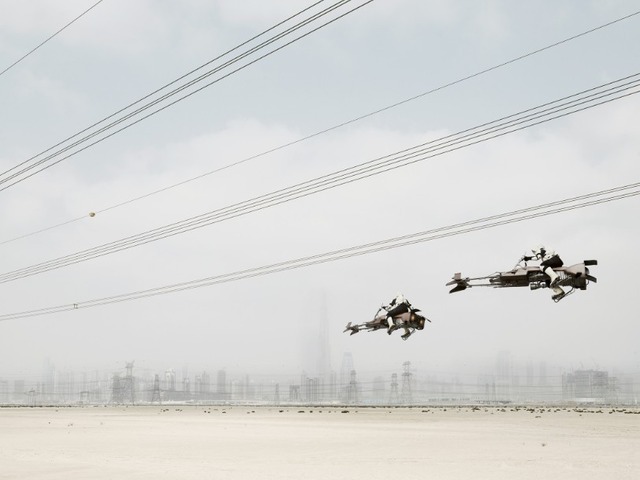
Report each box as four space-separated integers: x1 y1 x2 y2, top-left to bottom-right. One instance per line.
2 1 639 387
1 351 637 406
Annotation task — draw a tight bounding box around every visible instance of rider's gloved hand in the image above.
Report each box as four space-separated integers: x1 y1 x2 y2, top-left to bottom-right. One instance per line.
523 256 532 261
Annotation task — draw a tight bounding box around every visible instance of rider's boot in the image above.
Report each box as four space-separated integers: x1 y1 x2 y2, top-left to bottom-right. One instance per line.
387 317 396 335
544 266 561 287
551 285 566 302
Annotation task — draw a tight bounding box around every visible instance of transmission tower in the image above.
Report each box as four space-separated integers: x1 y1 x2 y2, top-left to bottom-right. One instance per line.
388 373 399 404
111 361 135 405
151 374 161 404
110 374 123 404
401 361 413 404
124 361 135 405
347 370 359 404
26 389 37 407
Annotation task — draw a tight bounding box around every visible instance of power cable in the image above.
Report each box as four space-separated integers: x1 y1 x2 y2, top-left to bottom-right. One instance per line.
0 0 324 177
0 0 105 78
0 0 337 179
2 8 638 245
0 0 373 190
0 0 334 245
0 182 636 322
2 75 639 282
1 73 638 284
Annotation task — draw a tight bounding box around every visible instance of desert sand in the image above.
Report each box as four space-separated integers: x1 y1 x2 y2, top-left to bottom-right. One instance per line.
0 405 638 479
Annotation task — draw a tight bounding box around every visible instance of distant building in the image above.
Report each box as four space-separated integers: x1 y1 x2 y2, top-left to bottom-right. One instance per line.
289 385 300 402
0 380 8 404
201 371 211 394
495 351 513 402
164 370 176 392
216 369 227 400
372 376 386 404
340 352 354 402
13 380 25 404
563 370 612 404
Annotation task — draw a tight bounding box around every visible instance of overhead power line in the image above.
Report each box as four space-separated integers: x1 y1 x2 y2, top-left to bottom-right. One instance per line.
1 73 639 284
0 182 636 322
0 0 373 191
0 0 339 179
2 8 638 246
0 0 105 78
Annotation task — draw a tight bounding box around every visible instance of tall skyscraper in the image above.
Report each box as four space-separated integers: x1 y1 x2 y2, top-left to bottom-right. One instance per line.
217 369 227 398
340 353 354 388
340 352 354 403
317 291 331 379
496 351 512 402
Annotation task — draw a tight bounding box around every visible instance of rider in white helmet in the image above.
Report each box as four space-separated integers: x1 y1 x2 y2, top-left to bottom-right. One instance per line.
382 293 412 333
524 245 565 301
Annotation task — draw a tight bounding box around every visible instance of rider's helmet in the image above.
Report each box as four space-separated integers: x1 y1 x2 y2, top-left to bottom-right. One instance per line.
395 292 405 304
531 245 546 258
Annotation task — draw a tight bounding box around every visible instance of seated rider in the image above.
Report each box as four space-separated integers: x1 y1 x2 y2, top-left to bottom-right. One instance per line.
524 245 565 301
381 293 413 333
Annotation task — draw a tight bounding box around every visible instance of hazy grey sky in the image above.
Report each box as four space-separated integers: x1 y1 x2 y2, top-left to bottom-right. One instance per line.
1 0 639 381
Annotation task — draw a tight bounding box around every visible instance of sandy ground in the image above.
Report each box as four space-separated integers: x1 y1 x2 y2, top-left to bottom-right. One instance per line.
0 405 638 479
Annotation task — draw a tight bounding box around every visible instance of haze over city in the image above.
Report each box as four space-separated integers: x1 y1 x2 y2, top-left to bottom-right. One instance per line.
2 2 640 479
1 0 639 398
